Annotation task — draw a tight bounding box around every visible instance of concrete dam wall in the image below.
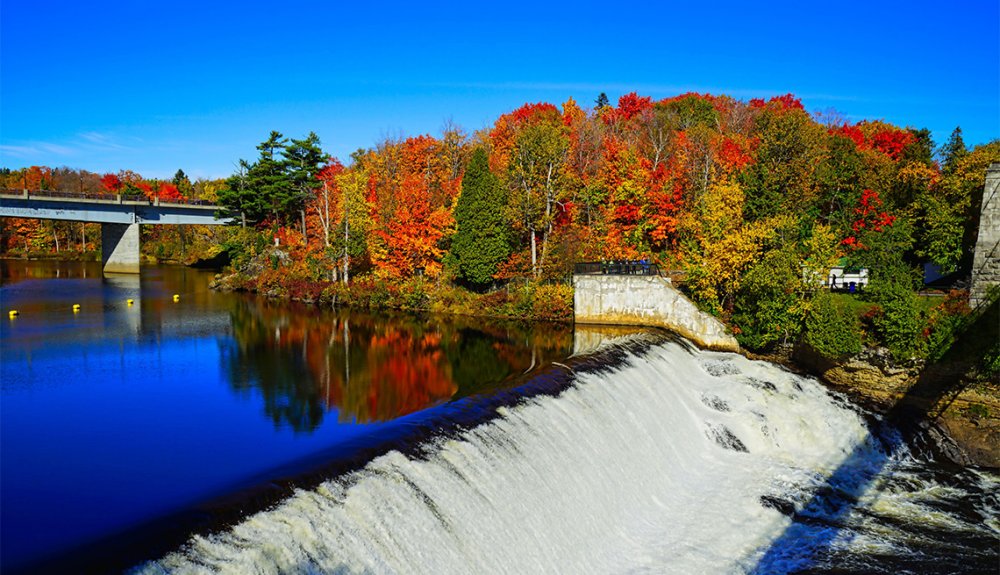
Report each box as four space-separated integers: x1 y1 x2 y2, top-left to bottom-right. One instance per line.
573 274 739 352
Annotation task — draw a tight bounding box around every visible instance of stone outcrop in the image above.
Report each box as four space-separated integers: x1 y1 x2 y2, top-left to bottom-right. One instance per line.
794 345 1000 469
573 274 739 352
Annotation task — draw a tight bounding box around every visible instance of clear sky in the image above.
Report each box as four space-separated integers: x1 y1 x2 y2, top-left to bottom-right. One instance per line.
2 0 997 181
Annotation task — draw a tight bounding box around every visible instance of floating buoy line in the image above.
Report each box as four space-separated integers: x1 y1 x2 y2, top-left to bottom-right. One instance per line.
7 293 188 319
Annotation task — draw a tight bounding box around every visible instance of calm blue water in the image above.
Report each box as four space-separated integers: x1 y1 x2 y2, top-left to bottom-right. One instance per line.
0 260 572 572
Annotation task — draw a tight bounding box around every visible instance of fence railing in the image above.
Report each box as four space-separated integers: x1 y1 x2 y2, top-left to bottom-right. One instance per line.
574 261 660 276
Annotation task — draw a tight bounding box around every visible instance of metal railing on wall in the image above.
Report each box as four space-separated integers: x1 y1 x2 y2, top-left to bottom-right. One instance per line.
574 261 660 276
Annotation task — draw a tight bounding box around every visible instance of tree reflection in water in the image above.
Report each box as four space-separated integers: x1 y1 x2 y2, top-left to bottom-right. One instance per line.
223 299 573 432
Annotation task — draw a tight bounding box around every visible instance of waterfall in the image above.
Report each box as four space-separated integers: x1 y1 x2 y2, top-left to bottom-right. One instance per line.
136 336 998 575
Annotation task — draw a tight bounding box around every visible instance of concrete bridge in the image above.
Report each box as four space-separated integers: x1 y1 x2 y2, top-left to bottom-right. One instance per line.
0 189 232 273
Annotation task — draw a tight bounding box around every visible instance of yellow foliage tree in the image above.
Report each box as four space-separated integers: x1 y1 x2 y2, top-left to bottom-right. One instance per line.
682 180 792 312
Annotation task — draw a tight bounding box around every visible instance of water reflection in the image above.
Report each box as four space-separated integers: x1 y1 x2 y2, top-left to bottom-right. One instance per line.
224 300 574 431
2 260 577 571
1 261 230 364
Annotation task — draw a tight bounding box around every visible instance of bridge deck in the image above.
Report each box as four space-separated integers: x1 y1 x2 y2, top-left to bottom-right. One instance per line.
0 189 230 225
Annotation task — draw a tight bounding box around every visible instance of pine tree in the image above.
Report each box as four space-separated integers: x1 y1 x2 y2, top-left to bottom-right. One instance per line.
595 92 610 109
284 132 328 238
284 132 327 203
172 169 194 198
250 131 296 222
939 127 968 175
451 148 510 288
220 159 258 227
219 131 296 226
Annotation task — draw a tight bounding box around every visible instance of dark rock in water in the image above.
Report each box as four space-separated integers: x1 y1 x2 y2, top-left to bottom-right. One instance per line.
701 393 731 412
744 377 777 393
759 495 796 517
702 360 741 377
925 421 979 467
707 424 748 452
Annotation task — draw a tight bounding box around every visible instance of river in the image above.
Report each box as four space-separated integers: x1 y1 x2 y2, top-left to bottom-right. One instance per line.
1 260 997 574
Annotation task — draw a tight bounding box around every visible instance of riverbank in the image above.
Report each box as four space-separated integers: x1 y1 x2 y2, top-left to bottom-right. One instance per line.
1 250 99 262
211 270 575 323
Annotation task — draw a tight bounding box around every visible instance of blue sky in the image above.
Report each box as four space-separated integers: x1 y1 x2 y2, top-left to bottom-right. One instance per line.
2 0 997 180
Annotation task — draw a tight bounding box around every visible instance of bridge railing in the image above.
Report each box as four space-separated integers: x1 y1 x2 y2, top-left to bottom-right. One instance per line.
0 188 119 201
0 188 217 207
574 261 660 276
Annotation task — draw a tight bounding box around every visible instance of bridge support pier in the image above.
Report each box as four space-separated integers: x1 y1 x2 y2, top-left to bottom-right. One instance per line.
101 223 141 274
971 163 1000 306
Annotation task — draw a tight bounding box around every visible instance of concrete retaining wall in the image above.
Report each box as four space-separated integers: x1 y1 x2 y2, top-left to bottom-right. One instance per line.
573 274 739 352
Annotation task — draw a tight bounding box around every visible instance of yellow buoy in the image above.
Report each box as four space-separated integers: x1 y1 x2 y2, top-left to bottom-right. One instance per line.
127 299 134 305
172 294 180 302
72 304 81 312
8 310 18 318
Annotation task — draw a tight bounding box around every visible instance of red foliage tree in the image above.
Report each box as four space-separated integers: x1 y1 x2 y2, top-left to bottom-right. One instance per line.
869 128 914 161
830 125 866 148
615 92 653 121
100 173 122 193
157 182 183 201
750 93 804 111
136 181 154 200
842 189 896 249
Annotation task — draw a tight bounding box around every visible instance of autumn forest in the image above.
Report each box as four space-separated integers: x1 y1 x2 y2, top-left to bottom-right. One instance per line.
2 91 998 360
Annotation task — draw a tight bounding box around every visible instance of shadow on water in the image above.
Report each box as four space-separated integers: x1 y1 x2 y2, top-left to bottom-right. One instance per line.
752 296 999 574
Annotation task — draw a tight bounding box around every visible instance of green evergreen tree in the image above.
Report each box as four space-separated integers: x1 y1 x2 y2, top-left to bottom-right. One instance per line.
284 132 328 237
901 127 935 166
284 132 327 204
450 148 510 288
219 131 301 226
172 169 194 198
939 126 968 175
249 131 296 223
219 159 257 227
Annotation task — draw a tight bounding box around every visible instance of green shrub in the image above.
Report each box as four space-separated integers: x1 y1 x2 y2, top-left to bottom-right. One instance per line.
983 341 1000 378
966 404 990 419
221 227 268 271
925 290 972 361
866 276 926 361
531 283 574 322
399 278 429 311
732 250 804 351
804 291 863 360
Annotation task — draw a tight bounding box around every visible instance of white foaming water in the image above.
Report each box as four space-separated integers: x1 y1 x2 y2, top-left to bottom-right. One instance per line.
136 337 997 575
